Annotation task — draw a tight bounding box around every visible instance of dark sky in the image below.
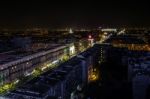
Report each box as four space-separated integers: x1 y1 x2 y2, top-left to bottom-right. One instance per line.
0 1 149 28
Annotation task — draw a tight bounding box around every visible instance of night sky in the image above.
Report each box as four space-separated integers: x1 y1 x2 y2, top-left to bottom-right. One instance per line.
0 1 149 28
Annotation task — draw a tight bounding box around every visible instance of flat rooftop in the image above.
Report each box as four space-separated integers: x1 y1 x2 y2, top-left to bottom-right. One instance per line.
0 44 66 70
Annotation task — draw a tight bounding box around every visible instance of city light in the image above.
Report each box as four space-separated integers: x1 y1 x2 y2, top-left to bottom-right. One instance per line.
52 60 59 64
47 63 52 67
41 66 47 71
88 35 94 46
101 28 117 32
104 32 108 35
14 80 19 84
0 1 149 98
69 45 75 55
25 71 32 77
69 28 73 34
88 68 99 82
88 35 92 39
89 71 99 82
117 29 126 35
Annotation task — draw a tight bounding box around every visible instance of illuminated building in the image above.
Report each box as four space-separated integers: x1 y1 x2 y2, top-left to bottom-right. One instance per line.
88 35 94 47
69 28 73 34
112 44 150 51
5 44 101 99
101 28 117 32
69 43 75 56
0 45 69 87
98 43 111 63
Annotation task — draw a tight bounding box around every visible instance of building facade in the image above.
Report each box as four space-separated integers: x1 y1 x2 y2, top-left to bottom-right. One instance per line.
0 45 69 86
5 44 101 99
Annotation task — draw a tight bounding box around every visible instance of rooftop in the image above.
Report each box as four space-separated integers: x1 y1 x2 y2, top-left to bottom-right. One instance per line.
6 45 100 98
0 44 66 70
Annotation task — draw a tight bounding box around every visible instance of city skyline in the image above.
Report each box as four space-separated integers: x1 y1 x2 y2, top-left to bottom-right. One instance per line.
1 1 150 98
